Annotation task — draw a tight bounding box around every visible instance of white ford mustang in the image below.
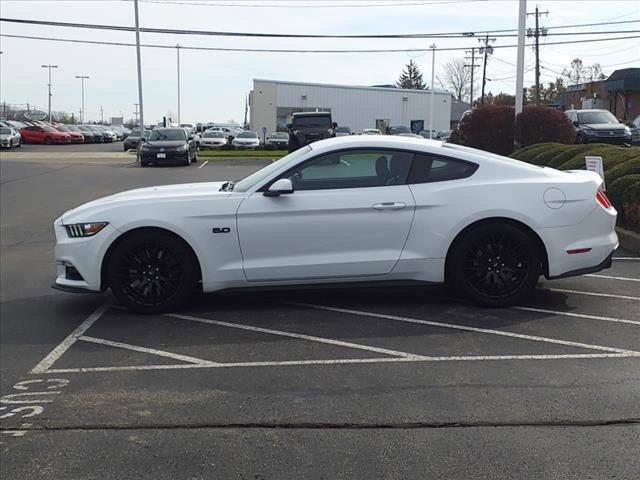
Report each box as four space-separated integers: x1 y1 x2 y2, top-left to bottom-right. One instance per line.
53 136 618 313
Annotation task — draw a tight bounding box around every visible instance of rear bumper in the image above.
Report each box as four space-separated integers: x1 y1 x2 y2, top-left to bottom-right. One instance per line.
548 250 614 279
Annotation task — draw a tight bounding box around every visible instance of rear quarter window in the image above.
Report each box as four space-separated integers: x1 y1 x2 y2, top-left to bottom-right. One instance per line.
408 153 478 183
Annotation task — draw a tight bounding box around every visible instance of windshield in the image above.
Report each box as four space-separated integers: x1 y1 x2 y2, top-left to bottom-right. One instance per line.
203 131 224 138
56 126 70 132
0 128 11 135
578 111 618 124
233 145 312 192
270 133 288 139
42 126 59 133
292 115 332 128
335 127 351 133
389 126 411 134
148 129 186 141
237 132 257 139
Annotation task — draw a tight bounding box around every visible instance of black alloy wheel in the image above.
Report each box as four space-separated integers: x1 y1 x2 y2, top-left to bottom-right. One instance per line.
449 223 540 307
107 231 199 314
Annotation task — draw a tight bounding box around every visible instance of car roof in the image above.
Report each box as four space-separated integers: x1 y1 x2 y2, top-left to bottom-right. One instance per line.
292 111 331 117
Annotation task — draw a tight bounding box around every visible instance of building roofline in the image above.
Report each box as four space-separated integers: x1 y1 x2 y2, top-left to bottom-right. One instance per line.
253 78 450 95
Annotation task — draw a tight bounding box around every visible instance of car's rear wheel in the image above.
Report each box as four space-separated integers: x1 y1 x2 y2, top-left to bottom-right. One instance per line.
107 230 199 314
448 223 540 307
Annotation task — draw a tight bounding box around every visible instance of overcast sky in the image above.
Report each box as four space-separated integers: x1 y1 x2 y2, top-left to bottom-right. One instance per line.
1 0 638 124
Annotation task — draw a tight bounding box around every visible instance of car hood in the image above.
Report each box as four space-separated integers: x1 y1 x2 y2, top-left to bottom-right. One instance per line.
0 134 13 139
582 123 626 130
62 181 228 224
144 140 186 148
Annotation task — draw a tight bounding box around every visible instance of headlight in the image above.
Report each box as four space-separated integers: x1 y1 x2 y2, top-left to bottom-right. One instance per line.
176 144 187 151
65 222 108 238
624 126 631 134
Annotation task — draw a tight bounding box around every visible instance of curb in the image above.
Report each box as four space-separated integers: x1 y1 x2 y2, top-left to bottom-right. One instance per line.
616 226 640 254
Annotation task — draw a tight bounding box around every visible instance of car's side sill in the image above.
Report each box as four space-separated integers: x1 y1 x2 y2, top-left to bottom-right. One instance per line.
51 283 101 294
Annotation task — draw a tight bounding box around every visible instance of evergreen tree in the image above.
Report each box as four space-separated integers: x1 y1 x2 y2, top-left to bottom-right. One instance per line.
396 60 427 89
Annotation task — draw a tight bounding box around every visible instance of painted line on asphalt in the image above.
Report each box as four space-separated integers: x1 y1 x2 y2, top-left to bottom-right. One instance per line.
40 352 639 374
285 302 638 355
513 307 640 326
613 257 640 261
585 274 640 282
198 160 209 169
545 288 640 302
168 312 428 359
30 302 111 374
79 336 220 366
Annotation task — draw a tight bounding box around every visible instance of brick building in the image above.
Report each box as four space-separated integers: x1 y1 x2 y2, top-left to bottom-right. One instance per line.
561 68 640 122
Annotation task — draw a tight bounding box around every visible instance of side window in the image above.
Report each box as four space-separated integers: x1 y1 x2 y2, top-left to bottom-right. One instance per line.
28 126 40 132
408 154 478 184
282 149 413 191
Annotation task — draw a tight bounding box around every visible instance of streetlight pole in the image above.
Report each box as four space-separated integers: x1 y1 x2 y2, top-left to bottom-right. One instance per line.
75 75 89 123
176 44 181 125
515 0 527 117
41 64 58 122
429 44 436 140
133 0 145 165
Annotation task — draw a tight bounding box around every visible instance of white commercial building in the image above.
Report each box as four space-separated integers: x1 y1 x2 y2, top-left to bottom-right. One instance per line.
250 79 452 136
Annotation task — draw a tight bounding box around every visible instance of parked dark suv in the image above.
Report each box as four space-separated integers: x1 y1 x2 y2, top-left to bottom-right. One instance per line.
287 111 333 153
565 109 632 145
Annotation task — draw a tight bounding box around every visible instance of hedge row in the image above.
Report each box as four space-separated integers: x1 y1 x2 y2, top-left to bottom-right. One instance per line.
511 143 640 231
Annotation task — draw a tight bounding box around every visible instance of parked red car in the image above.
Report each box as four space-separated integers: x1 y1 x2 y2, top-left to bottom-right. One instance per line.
20 125 71 144
54 124 84 143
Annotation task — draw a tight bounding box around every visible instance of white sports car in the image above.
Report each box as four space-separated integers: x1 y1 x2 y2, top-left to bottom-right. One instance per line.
53 136 618 313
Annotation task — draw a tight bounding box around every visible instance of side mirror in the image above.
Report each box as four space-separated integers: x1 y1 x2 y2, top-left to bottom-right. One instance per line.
264 178 294 197
188 135 195 141
573 121 579 127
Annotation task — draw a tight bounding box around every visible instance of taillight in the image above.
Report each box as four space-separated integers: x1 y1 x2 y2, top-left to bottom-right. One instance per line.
595 191 612 209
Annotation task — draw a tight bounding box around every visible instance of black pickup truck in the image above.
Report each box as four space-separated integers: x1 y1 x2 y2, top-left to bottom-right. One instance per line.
287 111 334 153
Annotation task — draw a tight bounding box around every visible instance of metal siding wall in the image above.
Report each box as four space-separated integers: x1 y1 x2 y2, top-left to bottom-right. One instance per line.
273 82 451 134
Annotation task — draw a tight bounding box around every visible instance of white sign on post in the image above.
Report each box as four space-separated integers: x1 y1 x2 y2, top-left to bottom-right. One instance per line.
585 156 606 191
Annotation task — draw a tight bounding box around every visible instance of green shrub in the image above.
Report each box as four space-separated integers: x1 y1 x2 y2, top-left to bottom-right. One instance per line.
606 159 640 183
546 145 604 169
621 182 640 231
608 174 640 219
512 143 560 163
450 105 515 155
556 147 620 171
529 145 570 166
510 143 546 159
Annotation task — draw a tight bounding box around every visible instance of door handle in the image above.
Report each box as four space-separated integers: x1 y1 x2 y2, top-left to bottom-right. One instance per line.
372 202 406 210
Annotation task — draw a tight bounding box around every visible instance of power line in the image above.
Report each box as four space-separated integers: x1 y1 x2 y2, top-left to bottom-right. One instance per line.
3 32 639 54
137 0 484 7
0 16 637 39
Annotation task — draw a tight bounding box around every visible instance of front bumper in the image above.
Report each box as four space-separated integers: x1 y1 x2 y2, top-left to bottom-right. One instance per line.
584 134 632 145
140 150 189 163
53 219 120 293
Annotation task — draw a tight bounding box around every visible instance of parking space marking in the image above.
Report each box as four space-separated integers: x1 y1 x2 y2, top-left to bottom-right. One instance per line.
79 336 221 366
287 302 639 355
514 307 640 326
168 313 429 359
546 288 640 302
613 257 640 261
585 274 640 282
30 302 111 374
198 160 209 169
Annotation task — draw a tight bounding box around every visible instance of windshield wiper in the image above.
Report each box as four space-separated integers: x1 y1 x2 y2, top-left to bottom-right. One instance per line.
219 181 236 192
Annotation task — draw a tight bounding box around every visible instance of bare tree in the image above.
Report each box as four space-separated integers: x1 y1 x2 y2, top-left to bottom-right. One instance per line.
438 58 471 102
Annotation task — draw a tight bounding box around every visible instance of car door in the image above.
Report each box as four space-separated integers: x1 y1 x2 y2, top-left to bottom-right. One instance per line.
22 126 40 143
236 148 416 282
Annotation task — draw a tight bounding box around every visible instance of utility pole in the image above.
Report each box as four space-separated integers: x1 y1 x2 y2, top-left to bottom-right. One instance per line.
41 64 58 122
133 0 145 165
515 0 527 116
100 106 104 124
75 75 89 123
479 34 496 106
527 5 549 105
176 44 181 125
464 47 480 106
429 43 436 139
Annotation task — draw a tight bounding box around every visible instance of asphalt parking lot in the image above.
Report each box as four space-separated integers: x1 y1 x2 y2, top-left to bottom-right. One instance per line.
1 148 639 479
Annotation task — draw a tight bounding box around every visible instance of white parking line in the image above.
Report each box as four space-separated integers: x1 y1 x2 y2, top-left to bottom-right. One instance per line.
168 313 428 359
613 257 640 261
79 336 221 366
286 302 638 355
30 302 111 374
41 352 639 374
198 160 209 169
513 307 640 326
585 274 640 282
546 288 640 302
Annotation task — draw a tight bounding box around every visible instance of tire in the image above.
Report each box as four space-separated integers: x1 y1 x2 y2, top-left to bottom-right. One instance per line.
448 222 540 307
288 139 299 153
184 154 191 166
576 134 588 144
107 230 200 314
140 161 149 167
44 137 53 145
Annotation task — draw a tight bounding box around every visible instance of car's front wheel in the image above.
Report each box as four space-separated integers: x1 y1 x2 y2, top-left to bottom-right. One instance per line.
107 230 200 314
448 223 540 307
